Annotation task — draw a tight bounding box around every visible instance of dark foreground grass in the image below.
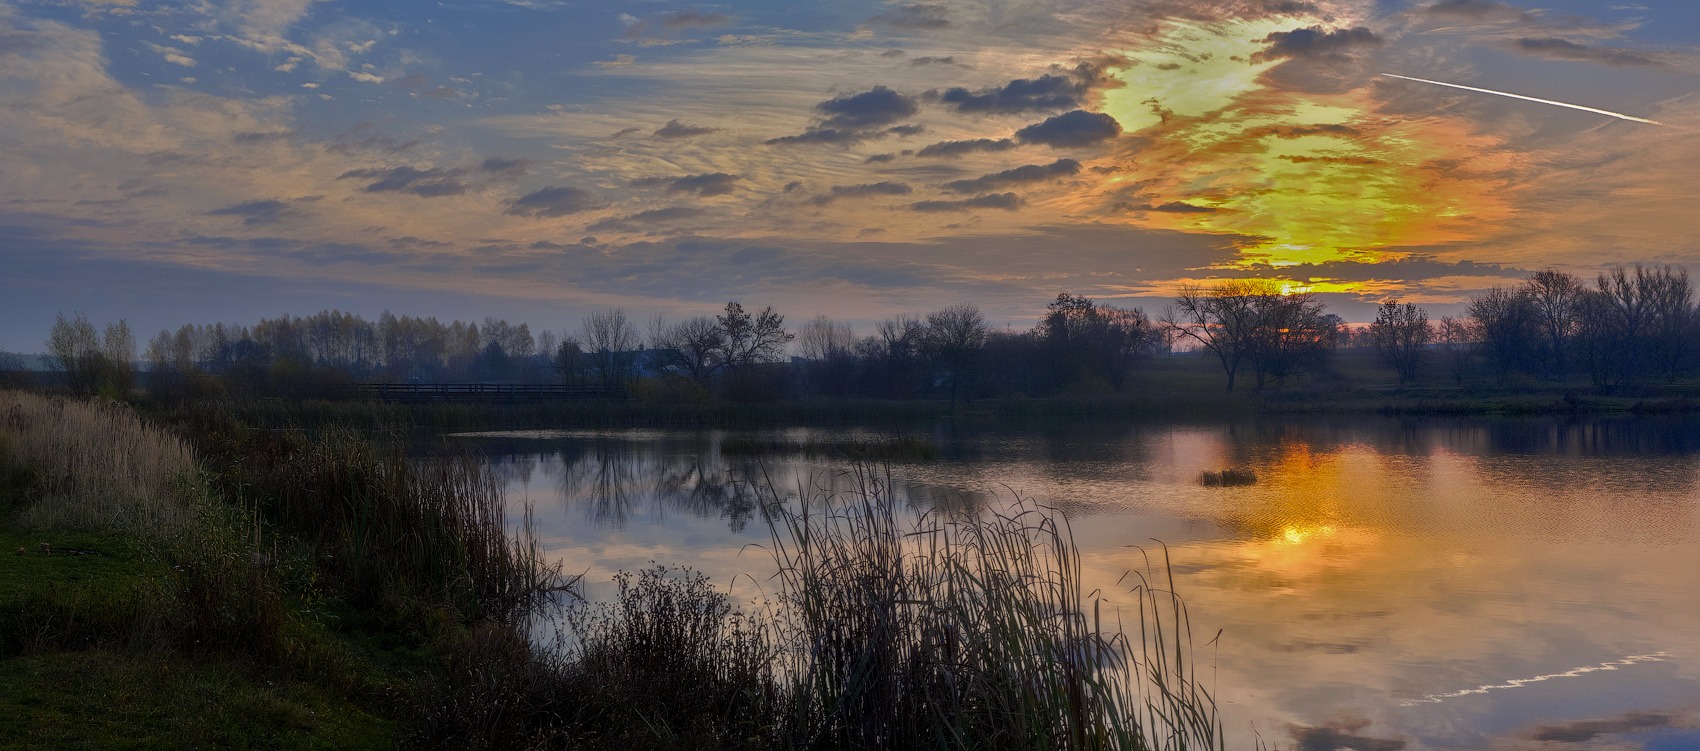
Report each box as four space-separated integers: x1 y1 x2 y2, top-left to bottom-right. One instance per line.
4 391 1225 749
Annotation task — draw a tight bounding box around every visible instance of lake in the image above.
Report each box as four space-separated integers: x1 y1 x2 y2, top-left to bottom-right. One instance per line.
457 417 1700 750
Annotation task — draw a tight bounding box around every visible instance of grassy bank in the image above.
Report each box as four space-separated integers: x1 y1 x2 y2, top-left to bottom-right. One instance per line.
2 391 1222 749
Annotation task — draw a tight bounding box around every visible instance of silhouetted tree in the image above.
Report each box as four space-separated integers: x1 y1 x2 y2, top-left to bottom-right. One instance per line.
924 303 987 407
1368 300 1430 384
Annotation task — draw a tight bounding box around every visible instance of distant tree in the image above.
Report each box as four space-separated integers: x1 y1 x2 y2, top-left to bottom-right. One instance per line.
924 304 987 407
715 302 792 372
45 312 133 397
796 315 858 397
1368 300 1430 384
647 315 724 385
1167 282 1332 392
1467 287 1537 383
582 308 638 390
1436 315 1473 383
1035 293 1156 393
1523 270 1584 379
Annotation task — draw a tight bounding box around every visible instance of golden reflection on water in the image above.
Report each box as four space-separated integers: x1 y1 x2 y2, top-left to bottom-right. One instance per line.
486 420 1700 749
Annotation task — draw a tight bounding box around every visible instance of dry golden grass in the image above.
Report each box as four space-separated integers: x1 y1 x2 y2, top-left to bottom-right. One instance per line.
0 390 195 535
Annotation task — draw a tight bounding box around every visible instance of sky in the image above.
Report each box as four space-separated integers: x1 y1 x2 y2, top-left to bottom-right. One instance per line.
3 0 1699 351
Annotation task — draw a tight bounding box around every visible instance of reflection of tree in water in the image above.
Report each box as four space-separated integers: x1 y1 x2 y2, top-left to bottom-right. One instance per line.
557 442 766 531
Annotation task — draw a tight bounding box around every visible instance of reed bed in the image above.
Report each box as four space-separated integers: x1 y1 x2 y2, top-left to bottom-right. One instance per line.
0 390 195 535
757 466 1223 750
1198 469 1256 488
199 426 570 626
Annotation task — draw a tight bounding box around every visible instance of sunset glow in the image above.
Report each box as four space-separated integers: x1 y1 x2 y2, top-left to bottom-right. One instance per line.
2 0 1698 346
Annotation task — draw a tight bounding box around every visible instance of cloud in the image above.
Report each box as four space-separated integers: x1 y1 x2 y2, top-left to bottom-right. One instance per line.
479 157 531 176
1288 718 1405 751
653 119 718 139
817 85 920 129
915 138 1017 158
768 86 921 146
810 182 913 205
1014 110 1122 148
586 206 705 233
910 193 1023 212
1531 712 1672 743
865 3 950 30
1253 26 1382 63
622 10 732 39
1420 0 1532 22
207 199 292 225
941 159 1080 193
910 56 962 67
633 172 742 197
506 186 606 217
1510 38 1662 67
338 166 467 197
594 54 636 69
935 74 1089 113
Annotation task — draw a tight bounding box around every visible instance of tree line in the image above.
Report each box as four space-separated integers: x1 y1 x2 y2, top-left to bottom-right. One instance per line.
34 264 1700 403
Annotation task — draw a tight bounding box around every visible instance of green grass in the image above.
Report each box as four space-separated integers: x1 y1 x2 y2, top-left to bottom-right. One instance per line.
0 651 391 750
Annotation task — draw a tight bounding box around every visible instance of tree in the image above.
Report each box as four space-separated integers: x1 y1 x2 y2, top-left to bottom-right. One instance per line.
582 308 638 390
1167 282 1332 392
1034 293 1155 393
1467 287 1537 383
1436 315 1473 383
715 302 792 371
796 315 858 396
1368 300 1430 384
45 312 133 397
1524 269 1583 379
924 304 987 407
649 315 725 385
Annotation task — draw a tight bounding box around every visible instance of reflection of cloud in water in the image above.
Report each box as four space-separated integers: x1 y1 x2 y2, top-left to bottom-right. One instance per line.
1399 652 1675 707
465 419 1700 750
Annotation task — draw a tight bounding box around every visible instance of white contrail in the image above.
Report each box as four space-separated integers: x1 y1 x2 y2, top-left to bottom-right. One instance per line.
1380 73 1665 126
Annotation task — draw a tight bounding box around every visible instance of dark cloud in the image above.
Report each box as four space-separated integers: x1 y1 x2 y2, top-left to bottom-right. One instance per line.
1254 26 1382 62
910 193 1023 212
1289 718 1405 751
207 199 292 225
624 10 732 38
505 186 606 217
1151 202 1217 213
865 3 951 29
1511 38 1661 67
817 85 920 129
586 206 705 233
764 127 865 146
769 86 921 146
632 172 742 197
942 159 1080 193
810 182 913 205
935 74 1089 113
910 56 962 67
915 138 1017 158
479 157 532 175
653 119 719 138
1246 123 1361 138
338 166 468 197
864 153 897 164
1014 110 1122 148
1260 0 1322 12
1532 712 1672 743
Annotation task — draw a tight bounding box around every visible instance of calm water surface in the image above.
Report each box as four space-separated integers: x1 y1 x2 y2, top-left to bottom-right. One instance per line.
457 417 1700 750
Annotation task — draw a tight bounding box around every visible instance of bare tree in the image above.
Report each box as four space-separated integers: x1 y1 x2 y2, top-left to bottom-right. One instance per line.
1436 315 1473 383
797 315 858 396
1467 287 1536 383
1167 281 1331 392
924 303 988 407
1524 270 1583 379
1368 300 1430 384
582 308 638 389
650 315 726 384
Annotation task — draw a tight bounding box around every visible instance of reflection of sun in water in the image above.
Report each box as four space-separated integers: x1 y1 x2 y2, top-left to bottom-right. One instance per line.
1092 14 1514 280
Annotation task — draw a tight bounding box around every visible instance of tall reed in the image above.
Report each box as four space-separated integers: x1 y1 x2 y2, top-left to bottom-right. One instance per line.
758 466 1223 750
0 390 195 535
